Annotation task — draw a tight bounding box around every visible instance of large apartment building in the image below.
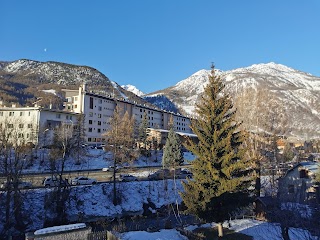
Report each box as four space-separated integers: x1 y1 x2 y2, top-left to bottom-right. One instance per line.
62 84 193 145
0 85 193 146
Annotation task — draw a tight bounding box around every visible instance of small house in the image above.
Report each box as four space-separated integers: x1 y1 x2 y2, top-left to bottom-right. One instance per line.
278 162 320 204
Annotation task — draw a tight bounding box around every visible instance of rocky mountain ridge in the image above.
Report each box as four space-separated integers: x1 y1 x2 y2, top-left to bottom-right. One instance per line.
144 62 320 139
1 59 319 139
0 59 152 108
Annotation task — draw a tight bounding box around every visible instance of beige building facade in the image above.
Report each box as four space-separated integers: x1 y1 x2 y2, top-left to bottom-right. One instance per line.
0 105 79 146
62 85 192 145
0 85 193 146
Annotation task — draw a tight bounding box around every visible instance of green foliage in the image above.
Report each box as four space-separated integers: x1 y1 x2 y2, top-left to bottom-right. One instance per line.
162 127 184 168
282 142 295 162
181 65 253 224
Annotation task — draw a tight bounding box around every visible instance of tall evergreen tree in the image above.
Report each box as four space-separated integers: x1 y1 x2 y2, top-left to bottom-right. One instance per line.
180 65 253 237
162 127 184 168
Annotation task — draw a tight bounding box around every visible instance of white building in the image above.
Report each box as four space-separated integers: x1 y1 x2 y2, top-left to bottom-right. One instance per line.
62 84 192 145
0 104 79 146
0 85 193 147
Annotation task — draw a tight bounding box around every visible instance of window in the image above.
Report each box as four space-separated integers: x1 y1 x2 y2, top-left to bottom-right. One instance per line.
56 114 61 119
98 106 102 111
9 112 14 116
28 124 33 128
300 169 308 179
98 121 101 126
0 112 3 116
88 128 92 132
89 112 93 117
99 99 102 104
88 138 92 142
74 104 77 109
20 112 23 116
97 128 101 133
74 97 78 101
288 185 294 194
18 133 24 138
7 124 13 128
90 97 94 109
28 112 31 116
19 124 24 128
98 114 102 118
89 120 93 125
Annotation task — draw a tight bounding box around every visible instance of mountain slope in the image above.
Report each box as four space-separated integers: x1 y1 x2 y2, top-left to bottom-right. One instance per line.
145 63 320 139
0 59 152 108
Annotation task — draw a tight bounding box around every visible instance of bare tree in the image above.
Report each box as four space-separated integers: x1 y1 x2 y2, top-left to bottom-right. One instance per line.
102 105 138 205
70 114 87 165
46 121 75 224
0 118 33 237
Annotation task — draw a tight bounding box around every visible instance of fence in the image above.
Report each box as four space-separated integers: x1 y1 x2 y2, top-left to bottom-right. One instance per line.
87 230 119 240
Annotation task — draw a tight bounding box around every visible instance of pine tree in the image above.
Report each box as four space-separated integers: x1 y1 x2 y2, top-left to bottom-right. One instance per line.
180 64 253 237
162 127 184 168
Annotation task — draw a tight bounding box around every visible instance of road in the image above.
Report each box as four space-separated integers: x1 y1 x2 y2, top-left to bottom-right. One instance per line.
0 165 192 188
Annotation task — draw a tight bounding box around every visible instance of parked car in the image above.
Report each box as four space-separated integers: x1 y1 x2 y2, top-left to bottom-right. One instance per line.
102 165 121 172
179 168 193 178
0 180 32 189
71 176 97 185
43 176 67 187
148 168 171 180
119 174 138 182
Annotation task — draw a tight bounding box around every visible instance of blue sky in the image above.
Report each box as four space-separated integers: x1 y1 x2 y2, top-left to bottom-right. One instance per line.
1 1 319 93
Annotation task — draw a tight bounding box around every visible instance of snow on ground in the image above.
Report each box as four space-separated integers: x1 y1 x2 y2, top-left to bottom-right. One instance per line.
121 229 188 240
229 219 317 240
0 178 186 233
34 223 86 235
23 148 195 174
42 89 57 95
120 218 318 240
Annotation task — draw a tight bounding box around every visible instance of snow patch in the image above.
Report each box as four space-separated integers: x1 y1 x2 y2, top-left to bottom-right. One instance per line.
122 84 145 96
34 223 86 235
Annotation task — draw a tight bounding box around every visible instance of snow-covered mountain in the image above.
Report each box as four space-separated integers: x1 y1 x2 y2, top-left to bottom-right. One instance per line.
145 63 320 139
121 84 145 96
0 59 152 108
